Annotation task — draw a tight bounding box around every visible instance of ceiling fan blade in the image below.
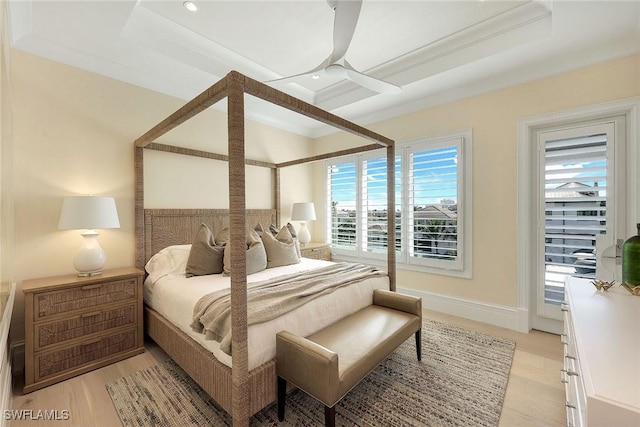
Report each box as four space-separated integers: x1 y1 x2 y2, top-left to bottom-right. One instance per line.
343 60 401 94
329 0 363 63
265 57 330 84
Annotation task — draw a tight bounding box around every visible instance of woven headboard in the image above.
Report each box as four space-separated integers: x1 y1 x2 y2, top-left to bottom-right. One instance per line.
139 208 276 268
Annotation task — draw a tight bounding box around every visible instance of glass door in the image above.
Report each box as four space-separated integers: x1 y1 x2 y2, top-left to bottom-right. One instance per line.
532 120 623 331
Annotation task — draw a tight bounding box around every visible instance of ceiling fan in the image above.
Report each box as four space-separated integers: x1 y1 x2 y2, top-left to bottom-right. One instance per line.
267 0 401 94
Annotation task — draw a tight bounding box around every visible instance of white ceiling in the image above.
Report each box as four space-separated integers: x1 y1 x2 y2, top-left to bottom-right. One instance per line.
6 1 640 137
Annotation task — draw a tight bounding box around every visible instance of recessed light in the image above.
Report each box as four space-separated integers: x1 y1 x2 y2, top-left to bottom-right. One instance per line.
312 74 320 80
183 1 198 12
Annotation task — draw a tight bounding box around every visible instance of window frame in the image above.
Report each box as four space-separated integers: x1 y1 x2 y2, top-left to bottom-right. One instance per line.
325 129 473 278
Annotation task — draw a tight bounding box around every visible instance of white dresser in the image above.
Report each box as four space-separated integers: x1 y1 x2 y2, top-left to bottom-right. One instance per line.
562 277 640 426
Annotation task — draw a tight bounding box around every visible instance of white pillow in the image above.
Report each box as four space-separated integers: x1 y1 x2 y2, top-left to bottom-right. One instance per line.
145 244 192 285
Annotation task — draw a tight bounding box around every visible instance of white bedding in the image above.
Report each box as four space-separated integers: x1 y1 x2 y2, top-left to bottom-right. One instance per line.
144 257 389 370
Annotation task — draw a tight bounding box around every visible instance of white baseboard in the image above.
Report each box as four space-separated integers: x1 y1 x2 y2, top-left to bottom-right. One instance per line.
398 287 530 333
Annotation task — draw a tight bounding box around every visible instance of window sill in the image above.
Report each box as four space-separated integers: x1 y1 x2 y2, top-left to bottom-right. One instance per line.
331 253 472 279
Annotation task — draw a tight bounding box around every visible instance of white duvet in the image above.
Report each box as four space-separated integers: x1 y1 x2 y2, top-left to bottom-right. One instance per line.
144 251 388 370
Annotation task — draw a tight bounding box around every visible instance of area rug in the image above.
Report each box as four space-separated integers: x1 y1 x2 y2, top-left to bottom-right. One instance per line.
106 319 515 426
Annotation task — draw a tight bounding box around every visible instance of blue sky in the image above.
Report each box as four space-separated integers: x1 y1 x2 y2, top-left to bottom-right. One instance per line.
330 146 458 211
544 159 607 195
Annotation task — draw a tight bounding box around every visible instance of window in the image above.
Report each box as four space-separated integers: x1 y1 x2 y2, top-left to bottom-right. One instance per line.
327 154 402 258
326 130 472 277
327 161 357 249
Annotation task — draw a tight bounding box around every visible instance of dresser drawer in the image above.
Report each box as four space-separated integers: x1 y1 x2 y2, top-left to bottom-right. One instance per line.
33 278 137 320
34 302 137 352
34 328 138 382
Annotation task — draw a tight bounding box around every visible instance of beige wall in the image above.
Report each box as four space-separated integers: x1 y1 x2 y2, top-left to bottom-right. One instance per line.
314 53 640 307
9 50 314 343
145 108 313 211
0 1 14 320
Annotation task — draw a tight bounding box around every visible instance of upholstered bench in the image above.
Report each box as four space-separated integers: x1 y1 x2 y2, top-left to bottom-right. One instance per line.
276 289 422 427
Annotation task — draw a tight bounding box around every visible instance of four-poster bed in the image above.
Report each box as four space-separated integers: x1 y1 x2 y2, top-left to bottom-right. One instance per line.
134 71 396 426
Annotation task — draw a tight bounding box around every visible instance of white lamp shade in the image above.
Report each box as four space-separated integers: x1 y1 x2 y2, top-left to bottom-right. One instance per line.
58 196 120 230
291 202 316 221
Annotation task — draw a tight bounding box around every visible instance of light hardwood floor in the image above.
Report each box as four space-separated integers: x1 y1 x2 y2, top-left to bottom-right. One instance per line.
11 309 566 426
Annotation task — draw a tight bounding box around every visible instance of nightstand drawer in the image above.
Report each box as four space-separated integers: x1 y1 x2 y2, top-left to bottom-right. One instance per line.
34 302 138 352
34 278 137 320
34 327 138 382
300 245 331 261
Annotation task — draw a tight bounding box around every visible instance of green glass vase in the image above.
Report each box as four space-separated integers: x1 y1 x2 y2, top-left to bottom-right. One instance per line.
622 223 640 288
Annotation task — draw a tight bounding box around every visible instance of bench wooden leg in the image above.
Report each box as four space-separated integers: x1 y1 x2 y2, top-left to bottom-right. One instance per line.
415 329 422 361
277 376 286 421
324 405 336 427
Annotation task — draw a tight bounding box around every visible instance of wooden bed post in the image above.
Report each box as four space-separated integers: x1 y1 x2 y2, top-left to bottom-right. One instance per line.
227 72 250 427
387 144 396 291
134 146 144 271
274 168 281 227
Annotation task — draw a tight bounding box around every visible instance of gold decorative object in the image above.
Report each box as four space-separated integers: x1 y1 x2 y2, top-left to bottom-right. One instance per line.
622 282 640 296
591 280 616 291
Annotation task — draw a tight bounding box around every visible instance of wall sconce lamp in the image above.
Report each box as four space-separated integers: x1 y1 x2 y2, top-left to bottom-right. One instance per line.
58 195 120 276
291 202 316 246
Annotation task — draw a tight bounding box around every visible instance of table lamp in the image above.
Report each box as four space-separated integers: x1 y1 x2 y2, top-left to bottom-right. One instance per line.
291 202 316 246
58 195 120 276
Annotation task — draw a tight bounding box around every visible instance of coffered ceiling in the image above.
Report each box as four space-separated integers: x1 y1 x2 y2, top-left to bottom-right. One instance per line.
6 1 640 137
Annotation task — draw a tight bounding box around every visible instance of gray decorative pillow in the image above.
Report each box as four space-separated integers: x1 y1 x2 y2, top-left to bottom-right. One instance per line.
254 223 279 237
274 224 294 243
223 229 267 275
285 222 297 238
285 222 301 258
254 223 268 237
262 225 300 268
254 223 263 234
185 224 225 277
215 227 230 246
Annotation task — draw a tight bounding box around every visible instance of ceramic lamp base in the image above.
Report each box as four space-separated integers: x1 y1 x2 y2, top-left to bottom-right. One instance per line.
73 230 106 276
298 222 311 245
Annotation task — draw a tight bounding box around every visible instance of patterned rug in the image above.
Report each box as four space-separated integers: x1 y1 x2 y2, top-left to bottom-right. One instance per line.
106 319 515 426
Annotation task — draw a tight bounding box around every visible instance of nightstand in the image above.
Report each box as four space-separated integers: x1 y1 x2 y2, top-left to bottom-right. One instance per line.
300 242 331 261
22 267 144 393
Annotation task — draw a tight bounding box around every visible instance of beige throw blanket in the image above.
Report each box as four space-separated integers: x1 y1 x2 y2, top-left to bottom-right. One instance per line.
190 262 386 355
